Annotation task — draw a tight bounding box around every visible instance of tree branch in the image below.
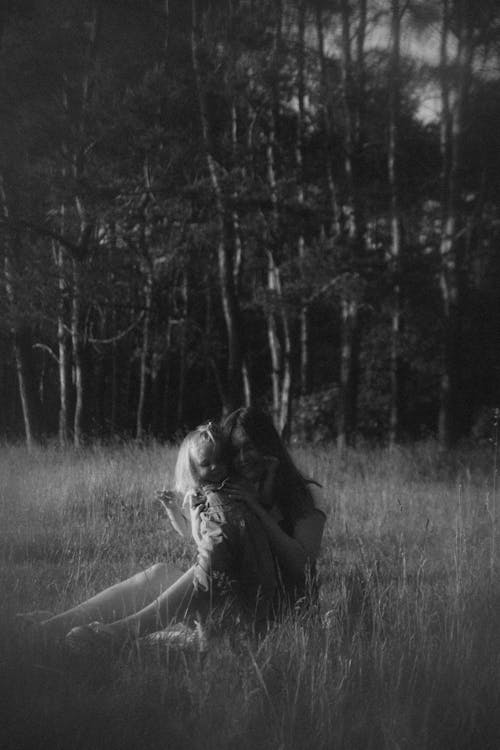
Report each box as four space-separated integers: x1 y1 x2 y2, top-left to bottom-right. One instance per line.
0 217 89 260
32 343 59 364
88 312 145 345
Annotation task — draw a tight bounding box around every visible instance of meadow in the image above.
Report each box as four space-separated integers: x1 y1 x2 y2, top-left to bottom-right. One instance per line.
1 440 500 750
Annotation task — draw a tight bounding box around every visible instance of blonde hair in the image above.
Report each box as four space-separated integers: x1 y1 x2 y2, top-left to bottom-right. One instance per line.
173 422 222 495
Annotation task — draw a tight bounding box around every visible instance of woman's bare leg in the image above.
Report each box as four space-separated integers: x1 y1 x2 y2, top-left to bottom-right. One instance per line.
96 565 203 640
40 563 183 638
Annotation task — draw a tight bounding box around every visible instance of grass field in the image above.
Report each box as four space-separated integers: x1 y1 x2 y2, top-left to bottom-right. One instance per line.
1 440 500 750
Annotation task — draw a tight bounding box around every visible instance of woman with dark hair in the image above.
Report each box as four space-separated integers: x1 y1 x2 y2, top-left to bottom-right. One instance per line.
221 407 326 614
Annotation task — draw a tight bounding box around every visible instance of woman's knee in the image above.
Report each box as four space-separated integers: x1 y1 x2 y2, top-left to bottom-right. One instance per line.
145 562 170 581
143 562 184 591
127 562 167 588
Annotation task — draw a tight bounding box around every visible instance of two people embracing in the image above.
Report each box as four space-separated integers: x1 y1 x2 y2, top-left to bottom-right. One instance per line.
28 407 326 651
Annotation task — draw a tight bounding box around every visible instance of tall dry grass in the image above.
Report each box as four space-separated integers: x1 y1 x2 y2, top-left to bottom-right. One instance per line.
1 440 500 750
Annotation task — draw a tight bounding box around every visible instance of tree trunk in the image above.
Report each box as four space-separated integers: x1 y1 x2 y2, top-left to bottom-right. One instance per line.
267 251 282 427
388 0 403 447
6 308 34 448
54 242 68 447
231 102 244 293
71 258 83 447
136 262 153 440
438 0 473 446
296 0 308 397
355 0 368 146
12 329 34 449
230 100 252 407
68 5 99 447
338 0 356 451
266 149 293 436
161 318 173 436
276 265 292 439
337 297 358 454
1 176 35 449
267 0 282 429
337 0 365 450
177 271 188 427
263 0 292 438
191 0 243 415
242 360 252 407
316 3 341 237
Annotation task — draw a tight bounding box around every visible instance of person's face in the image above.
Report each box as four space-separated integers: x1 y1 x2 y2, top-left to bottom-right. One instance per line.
191 440 227 484
230 425 267 482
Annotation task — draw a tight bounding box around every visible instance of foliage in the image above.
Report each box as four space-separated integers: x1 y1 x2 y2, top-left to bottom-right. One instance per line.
1 0 500 444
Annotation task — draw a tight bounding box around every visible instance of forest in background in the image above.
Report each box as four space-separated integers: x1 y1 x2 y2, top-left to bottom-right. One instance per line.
1 0 500 448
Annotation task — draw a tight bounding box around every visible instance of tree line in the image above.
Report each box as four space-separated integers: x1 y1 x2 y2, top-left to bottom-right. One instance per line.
1 0 500 448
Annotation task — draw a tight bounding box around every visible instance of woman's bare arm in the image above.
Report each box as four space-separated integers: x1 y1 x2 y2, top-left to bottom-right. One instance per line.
253 505 324 581
223 481 325 582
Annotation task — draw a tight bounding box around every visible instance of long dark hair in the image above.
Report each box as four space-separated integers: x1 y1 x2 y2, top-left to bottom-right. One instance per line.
222 407 316 523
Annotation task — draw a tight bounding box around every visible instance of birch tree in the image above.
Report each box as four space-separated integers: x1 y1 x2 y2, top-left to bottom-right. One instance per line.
1 177 35 449
263 0 294 437
296 0 309 397
388 0 403 446
438 0 474 446
191 0 244 415
337 0 367 450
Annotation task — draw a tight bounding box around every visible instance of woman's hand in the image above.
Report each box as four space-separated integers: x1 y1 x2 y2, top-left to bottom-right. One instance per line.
227 455 279 510
223 480 261 512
